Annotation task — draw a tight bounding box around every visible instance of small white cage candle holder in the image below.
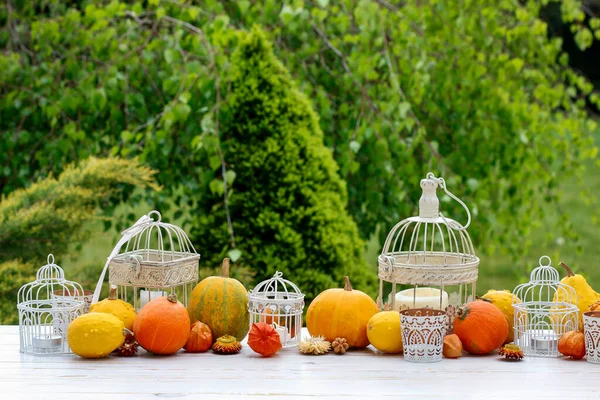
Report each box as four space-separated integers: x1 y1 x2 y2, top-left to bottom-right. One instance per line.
248 271 304 347
400 308 446 363
378 173 479 332
17 254 86 355
92 210 200 310
513 256 579 357
583 311 600 364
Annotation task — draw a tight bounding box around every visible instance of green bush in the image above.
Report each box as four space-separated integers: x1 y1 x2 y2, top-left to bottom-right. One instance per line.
192 27 376 300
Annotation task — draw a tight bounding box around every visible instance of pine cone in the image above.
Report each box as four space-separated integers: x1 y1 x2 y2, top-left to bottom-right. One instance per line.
332 337 349 354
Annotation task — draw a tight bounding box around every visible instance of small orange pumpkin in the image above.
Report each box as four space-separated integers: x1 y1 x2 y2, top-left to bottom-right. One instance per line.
247 322 282 357
184 321 213 353
558 330 586 359
443 334 463 359
453 299 508 355
306 276 379 348
133 294 190 355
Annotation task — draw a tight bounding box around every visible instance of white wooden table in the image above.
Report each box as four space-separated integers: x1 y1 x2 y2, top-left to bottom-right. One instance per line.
1 326 599 399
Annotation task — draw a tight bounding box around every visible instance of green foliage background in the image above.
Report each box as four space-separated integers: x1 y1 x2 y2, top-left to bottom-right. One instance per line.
2 0 600 322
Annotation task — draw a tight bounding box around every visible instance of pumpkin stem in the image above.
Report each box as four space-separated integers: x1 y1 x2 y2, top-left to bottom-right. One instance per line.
456 305 469 320
167 293 178 303
220 258 230 278
559 262 575 277
344 276 352 291
123 328 133 337
108 285 118 300
475 296 492 304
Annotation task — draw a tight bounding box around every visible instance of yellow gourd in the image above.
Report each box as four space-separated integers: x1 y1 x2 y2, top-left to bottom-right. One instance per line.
366 311 403 354
481 290 521 343
90 285 136 330
556 263 600 332
67 313 126 358
306 276 379 348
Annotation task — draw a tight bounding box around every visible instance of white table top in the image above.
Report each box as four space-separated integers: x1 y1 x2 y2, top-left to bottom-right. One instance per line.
1 325 599 399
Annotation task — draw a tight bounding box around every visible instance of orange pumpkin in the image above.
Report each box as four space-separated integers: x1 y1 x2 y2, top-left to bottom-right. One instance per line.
184 321 213 353
453 300 508 355
306 276 379 348
247 322 282 357
558 330 586 359
133 294 190 355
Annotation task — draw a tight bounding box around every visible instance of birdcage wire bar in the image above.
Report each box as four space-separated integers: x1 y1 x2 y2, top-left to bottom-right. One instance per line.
248 271 304 347
17 254 86 355
377 173 479 320
513 256 578 357
94 210 200 310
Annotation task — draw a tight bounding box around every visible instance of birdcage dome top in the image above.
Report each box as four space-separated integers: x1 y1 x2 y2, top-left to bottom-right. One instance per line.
112 210 199 265
249 272 304 302
378 173 479 286
513 256 578 306
17 254 85 310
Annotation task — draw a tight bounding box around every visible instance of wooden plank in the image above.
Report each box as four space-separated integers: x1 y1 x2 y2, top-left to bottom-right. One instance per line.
1 325 600 399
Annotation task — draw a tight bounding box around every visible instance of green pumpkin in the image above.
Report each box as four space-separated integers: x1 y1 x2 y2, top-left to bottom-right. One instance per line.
187 258 249 341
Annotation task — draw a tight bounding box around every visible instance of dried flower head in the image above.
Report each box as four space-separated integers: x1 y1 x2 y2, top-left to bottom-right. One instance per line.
298 336 331 355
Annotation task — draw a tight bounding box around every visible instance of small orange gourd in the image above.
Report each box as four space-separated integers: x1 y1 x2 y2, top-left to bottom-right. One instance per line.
247 322 282 357
453 299 508 355
558 330 586 359
306 276 379 348
184 322 213 353
133 294 190 355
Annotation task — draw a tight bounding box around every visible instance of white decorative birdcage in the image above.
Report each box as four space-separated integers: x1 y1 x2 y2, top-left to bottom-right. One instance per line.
513 256 578 357
92 210 200 310
17 254 86 355
377 173 479 325
248 271 304 347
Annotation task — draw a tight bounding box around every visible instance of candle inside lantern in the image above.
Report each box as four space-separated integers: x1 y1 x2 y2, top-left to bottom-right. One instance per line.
139 290 167 309
394 287 449 311
274 325 289 344
32 333 63 349
530 330 558 352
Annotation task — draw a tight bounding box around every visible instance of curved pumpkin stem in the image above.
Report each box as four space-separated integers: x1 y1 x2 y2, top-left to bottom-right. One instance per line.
475 296 492 304
344 276 352 291
167 293 178 303
559 262 575 277
220 258 231 278
108 284 118 300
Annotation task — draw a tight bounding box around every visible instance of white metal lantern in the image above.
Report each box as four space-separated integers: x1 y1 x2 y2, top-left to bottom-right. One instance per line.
17 254 86 355
248 271 304 347
378 173 479 320
513 256 578 357
92 210 200 310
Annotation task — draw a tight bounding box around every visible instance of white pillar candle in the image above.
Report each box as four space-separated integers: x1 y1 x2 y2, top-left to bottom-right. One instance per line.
139 290 166 309
394 287 449 311
274 325 288 344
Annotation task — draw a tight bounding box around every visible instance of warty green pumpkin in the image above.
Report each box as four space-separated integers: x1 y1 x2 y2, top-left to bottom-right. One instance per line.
187 258 249 341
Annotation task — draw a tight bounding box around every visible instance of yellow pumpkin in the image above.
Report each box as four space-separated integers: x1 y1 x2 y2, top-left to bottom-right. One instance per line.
306 276 379 348
366 311 403 353
68 313 126 359
90 285 136 331
481 290 521 344
187 258 249 341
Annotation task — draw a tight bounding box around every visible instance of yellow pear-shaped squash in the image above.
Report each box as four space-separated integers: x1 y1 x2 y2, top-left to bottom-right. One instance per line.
556 263 600 331
68 313 126 358
307 276 379 348
89 285 136 330
481 290 521 343
366 311 403 353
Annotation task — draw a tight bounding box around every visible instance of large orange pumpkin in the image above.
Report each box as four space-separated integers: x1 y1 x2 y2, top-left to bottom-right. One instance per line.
453 299 508 355
133 294 190 355
306 276 379 348
187 258 249 341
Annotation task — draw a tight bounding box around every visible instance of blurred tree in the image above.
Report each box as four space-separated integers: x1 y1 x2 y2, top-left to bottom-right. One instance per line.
1 0 599 297
191 26 376 300
0 157 158 323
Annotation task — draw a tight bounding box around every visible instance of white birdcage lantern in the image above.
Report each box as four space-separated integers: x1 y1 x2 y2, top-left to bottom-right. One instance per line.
92 210 200 310
248 271 304 347
513 256 578 357
17 254 86 355
377 173 479 328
